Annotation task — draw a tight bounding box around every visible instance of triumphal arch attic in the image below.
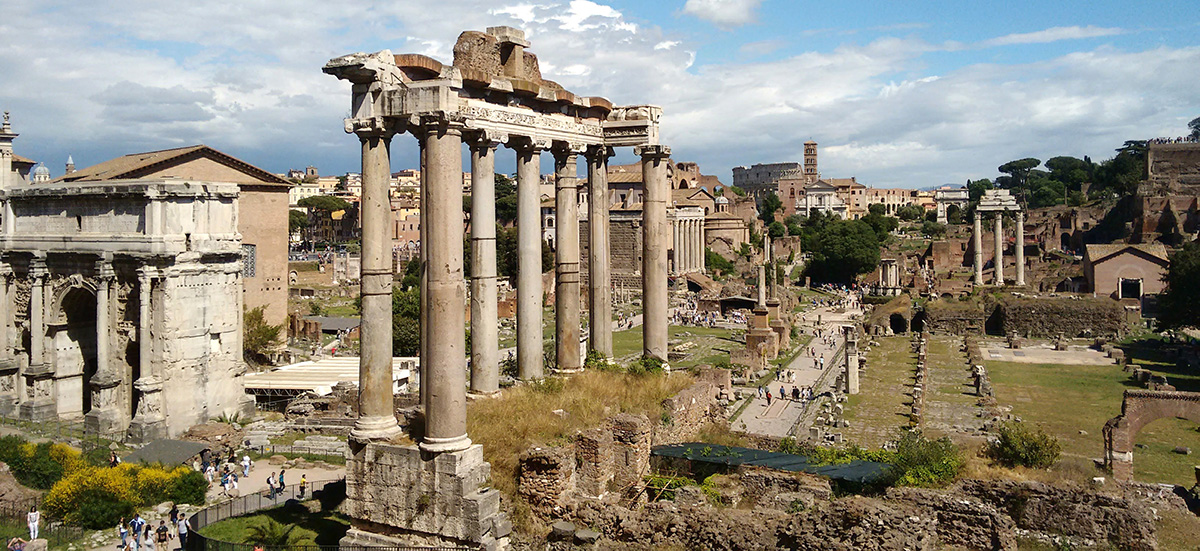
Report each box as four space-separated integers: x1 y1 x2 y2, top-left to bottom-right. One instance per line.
324 27 667 550
0 115 253 441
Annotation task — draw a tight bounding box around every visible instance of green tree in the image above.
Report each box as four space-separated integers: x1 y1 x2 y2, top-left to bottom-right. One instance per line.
967 178 993 202
729 185 747 197
868 203 886 216
705 248 735 278
1190 116 1200 140
1158 241 1200 330
805 219 880 283
759 192 782 224
495 173 518 223
861 212 898 243
243 306 283 363
896 204 925 221
297 195 351 212
288 210 309 235
946 204 963 225
998 158 1041 190
920 220 946 237
767 221 786 239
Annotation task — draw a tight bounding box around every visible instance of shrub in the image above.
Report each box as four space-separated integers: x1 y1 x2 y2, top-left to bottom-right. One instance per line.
44 464 206 528
628 355 665 376
988 421 1061 469
2 441 81 490
74 487 137 530
168 469 209 505
889 431 964 487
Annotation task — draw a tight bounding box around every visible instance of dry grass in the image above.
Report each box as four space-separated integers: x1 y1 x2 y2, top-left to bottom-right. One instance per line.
467 370 695 496
961 451 1101 487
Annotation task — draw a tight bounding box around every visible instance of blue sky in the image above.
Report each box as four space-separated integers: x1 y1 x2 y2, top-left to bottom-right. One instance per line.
2 0 1198 189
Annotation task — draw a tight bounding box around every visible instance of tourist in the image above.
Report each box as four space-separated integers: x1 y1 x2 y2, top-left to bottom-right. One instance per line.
278 469 286 494
7 538 26 551
779 385 786 401
168 505 179 525
231 471 239 492
155 521 172 550
204 463 216 484
142 525 155 551
129 514 147 549
792 386 799 401
175 516 188 551
242 455 252 478
110 451 121 468
766 390 772 406
299 474 307 499
118 517 129 549
267 471 277 499
26 506 38 540
756 385 764 398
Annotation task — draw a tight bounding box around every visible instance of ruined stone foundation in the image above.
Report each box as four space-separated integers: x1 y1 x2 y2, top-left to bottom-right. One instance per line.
341 442 510 551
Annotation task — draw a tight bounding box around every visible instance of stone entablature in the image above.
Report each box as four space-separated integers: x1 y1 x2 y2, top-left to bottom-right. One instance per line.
0 179 252 440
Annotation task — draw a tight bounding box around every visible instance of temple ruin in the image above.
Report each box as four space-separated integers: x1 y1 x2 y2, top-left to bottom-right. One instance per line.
323 27 667 550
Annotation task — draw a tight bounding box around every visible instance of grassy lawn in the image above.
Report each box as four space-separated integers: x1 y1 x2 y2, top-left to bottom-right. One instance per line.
842 336 915 447
986 359 1199 486
612 325 739 368
467 370 694 496
197 494 349 546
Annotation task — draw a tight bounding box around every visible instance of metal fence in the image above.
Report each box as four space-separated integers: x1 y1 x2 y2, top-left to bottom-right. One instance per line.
186 479 476 551
248 444 345 464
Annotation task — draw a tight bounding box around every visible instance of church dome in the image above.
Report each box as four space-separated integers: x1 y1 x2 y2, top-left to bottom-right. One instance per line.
715 196 730 204
33 163 49 176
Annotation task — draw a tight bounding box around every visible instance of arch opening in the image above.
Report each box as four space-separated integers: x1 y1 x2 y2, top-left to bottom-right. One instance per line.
889 313 908 334
57 287 97 417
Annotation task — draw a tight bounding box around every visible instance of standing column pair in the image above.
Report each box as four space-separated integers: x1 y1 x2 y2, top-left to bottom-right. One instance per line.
638 145 671 361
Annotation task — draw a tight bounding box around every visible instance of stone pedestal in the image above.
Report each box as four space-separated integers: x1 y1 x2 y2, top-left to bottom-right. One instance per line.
127 376 167 443
746 307 779 361
19 364 55 423
342 442 508 551
0 359 18 417
84 373 124 435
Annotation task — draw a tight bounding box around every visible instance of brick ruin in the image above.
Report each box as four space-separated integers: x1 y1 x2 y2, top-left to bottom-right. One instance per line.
1103 389 1200 482
919 295 1125 338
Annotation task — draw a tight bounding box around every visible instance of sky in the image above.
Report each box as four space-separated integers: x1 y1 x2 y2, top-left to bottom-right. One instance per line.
2 0 1198 189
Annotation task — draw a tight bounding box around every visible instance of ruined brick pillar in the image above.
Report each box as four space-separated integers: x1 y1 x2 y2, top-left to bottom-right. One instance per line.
610 413 651 493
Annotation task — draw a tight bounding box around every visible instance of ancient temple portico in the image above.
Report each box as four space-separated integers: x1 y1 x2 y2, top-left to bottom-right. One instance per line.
672 206 705 274
324 27 666 550
972 189 1024 287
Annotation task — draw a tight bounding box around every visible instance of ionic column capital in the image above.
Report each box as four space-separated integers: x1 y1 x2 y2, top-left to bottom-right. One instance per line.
466 130 507 151
509 135 552 153
552 141 588 159
634 144 671 159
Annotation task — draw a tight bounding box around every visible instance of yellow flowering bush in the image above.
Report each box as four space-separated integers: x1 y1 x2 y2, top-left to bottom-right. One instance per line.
44 463 207 529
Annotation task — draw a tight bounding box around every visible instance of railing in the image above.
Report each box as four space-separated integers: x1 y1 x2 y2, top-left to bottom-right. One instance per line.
186 479 476 551
248 444 345 464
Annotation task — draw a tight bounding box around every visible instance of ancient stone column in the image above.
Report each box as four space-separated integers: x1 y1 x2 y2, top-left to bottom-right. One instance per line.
28 259 45 370
586 146 613 358
514 138 547 379
844 325 859 395
554 145 583 372
672 219 680 274
127 266 165 441
637 145 670 361
1015 210 1025 287
698 218 705 273
973 211 984 286
420 117 470 453
86 259 121 435
993 212 1004 286
418 137 428 408
351 129 402 443
94 261 112 385
0 263 9 357
469 134 501 394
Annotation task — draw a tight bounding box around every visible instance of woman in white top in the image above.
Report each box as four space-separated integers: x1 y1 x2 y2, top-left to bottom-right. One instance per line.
26 507 38 540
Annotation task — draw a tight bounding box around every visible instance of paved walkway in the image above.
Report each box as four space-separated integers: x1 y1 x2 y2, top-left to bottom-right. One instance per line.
732 297 863 438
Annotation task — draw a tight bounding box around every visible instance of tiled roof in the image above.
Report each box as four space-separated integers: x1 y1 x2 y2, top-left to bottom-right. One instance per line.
1084 243 1169 264
11 154 34 165
56 145 289 186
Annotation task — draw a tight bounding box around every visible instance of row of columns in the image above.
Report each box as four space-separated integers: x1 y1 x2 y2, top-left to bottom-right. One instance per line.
351 117 671 453
673 217 704 274
971 210 1025 287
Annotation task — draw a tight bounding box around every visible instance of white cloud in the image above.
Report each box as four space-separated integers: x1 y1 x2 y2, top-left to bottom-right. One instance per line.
981 25 1125 47
681 0 762 29
654 40 681 50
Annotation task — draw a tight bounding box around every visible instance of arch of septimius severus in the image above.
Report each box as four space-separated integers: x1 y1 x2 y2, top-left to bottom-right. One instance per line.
323 27 666 550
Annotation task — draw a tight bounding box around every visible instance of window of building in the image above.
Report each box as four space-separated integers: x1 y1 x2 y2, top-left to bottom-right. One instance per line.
1119 278 1142 300
242 244 257 278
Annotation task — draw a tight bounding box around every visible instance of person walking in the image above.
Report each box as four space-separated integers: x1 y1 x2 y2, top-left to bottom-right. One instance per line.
154 521 171 551
766 390 772 406
779 385 786 401
26 506 38 540
241 455 252 478
278 469 286 495
175 516 188 551
299 474 307 499
118 517 129 550
142 526 155 551
129 514 146 550
266 472 276 499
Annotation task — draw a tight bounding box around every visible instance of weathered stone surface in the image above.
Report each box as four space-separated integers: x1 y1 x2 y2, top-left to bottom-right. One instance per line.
550 521 576 540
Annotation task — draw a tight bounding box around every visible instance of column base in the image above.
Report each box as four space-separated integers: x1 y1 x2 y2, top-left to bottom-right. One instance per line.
126 416 167 444
0 395 17 418
19 400 56 424
84 406 126 436
419 433 472 453
342 442 507 550
349 416 403 445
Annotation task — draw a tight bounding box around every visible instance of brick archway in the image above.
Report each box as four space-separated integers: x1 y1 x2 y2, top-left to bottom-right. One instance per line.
1103 389 1200 482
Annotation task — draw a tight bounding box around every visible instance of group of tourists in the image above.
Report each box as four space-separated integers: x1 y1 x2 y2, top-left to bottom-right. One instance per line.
116 509 187 551
757 384 816 406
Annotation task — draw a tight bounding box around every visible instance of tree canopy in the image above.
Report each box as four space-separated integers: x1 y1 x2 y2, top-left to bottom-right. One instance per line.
1157 241 1200 330
297 195 351 212
759 192 782 224
896 204 925 221
288 210 309 233
1189 116 1200 140
804 219 881 283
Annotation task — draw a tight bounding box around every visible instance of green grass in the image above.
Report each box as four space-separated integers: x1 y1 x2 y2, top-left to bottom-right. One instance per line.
986 358 1199 485
198 499 349 546
842 336 916 447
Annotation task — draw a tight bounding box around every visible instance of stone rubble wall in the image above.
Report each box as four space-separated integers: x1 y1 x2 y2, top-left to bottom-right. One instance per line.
654 379 722 444
999 297 1125 338
517 446 576 517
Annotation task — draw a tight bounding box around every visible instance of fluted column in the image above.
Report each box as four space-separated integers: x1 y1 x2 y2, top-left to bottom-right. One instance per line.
586 146 613 358
28 259 45 370
638 144 670 361
698 218 706 273
469 133 502 394
554 144 583 372
351 128 402 444
85 259 121 435
419 117 470 453
993 212 1004 286
672 219 680 274
1015 210 1025 287
513 138 548 380
973 211 984 286
127 266 165 441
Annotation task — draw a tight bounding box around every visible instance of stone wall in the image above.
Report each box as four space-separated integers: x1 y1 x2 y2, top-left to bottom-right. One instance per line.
654 380 721 444
517 446 575 516
1103 389 1200 481
999 296 1124 338
923 300 986 335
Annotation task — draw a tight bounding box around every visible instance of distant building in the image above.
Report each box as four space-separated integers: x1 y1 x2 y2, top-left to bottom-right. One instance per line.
736 140 819 203
934 186 969 223
1083 243 1169 306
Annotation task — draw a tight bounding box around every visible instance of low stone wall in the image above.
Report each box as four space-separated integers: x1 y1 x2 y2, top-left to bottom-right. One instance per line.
517 446 575 516
924 300 986 335
655 380 722 444
886 487 1017 551
999 296 1124 338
